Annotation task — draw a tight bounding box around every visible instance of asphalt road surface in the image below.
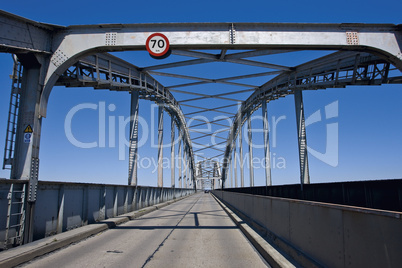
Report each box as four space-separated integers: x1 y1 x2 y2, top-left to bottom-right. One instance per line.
19 193 269 267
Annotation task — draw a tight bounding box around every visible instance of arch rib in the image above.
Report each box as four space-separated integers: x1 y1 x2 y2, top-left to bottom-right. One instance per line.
222 51 402 181
53 52 196 181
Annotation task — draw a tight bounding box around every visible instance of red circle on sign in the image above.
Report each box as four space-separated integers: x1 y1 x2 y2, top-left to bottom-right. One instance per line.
146 33 170 57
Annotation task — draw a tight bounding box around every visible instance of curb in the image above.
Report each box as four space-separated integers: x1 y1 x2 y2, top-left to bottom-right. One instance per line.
0 195 192 267
211 193 298 268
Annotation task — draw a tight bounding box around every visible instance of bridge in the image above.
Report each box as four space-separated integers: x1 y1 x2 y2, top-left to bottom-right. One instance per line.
0 10 402 267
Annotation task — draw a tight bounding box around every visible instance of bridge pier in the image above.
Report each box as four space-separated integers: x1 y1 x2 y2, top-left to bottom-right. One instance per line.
10 54 51 244
12 56 43 185
294 90 310 187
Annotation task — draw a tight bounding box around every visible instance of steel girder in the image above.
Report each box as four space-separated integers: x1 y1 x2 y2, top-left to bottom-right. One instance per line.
38 22 402 118
221 51 402 181
0 10 59 54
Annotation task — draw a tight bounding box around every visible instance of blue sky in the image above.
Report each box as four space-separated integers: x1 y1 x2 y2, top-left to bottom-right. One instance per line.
0 1 401 187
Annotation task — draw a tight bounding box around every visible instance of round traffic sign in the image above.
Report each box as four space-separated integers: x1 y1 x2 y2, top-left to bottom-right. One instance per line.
146 33 170 57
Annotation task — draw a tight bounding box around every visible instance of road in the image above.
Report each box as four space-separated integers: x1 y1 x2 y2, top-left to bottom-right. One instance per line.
19 193 269 267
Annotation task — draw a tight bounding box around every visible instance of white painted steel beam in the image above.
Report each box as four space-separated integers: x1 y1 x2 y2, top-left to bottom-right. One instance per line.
149 70 280 88
38 22 402 119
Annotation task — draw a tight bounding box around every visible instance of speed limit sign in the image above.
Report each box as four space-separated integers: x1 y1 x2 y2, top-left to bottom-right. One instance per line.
146 33 170 58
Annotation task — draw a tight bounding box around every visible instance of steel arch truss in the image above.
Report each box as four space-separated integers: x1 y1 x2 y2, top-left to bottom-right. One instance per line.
1 9 402 188
55 52 196 178
3 10 402 246
221 50 402 181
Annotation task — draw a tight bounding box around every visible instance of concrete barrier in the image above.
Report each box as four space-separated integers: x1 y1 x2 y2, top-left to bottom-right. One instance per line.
212 190 402 268
0 180 194 248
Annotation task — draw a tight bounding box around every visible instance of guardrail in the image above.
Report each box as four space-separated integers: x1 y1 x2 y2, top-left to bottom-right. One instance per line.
0 179 194 248
222 179 402 212
212 190 402 267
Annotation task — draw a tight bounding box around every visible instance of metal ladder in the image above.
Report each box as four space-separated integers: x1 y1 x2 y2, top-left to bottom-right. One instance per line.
4 183 26 249
3 55 22 170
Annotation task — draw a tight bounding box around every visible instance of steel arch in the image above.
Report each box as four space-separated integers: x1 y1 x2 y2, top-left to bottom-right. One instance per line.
1 9 402 186
54 52 196 179
221 50 401 182
37 22 402 118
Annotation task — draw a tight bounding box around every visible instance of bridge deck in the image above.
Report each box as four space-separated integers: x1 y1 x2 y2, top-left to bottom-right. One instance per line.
19 193 268 268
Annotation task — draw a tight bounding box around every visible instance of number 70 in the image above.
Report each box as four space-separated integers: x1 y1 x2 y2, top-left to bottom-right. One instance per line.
151 39 165 48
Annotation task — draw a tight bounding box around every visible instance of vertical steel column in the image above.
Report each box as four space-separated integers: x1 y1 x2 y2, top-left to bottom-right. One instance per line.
229 153 232 188
99 185 106 220
186 150 189 188
262 101 272 186
128 91 139 186
113 186 118 218
183 144 187 188
234 147 238 188
178 136 182 188
12 54 49 243
239 121 244 187
157 105 164 187
12 65 41 183
183 149 187 188
57 185 65 234
294 90 310 187
171 117 175 188
183 144 188 188
190 164 193 189
82 185 89 226
247 112 254 187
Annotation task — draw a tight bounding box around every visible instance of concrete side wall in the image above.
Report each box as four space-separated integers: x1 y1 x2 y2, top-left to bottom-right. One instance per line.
223 179 402 212
0 180 194 245
213 190 402 268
